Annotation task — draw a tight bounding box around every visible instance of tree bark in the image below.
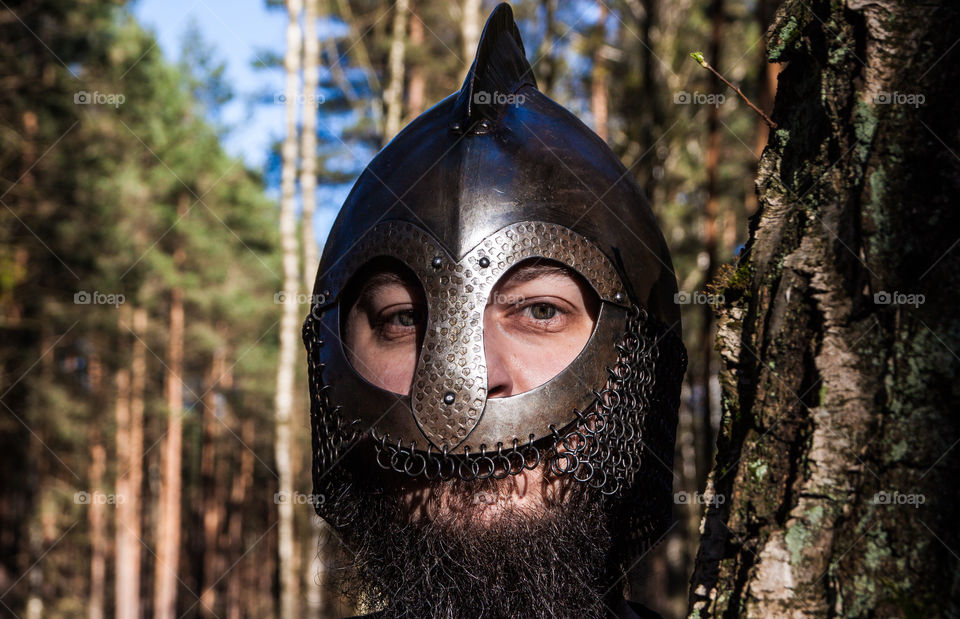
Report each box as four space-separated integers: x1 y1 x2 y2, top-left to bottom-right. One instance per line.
87 348 106 619
199 342 226 617
459 0 482 82
590 3 610 143
405 1 426 119
115 306 146 619
535 0 558 96
225 417 254 619
277 1 303 615
383 0 409 144
154 195 188 619
696 0 724 489
689 1 960 616
302 0 320 295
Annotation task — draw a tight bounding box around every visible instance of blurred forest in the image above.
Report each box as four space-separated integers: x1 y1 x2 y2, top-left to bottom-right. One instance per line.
2 0 784 617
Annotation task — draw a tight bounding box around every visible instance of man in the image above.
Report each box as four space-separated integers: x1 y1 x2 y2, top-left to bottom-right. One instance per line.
302 4 687 617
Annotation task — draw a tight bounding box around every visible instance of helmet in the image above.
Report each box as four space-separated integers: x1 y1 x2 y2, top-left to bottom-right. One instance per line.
303 2 687 553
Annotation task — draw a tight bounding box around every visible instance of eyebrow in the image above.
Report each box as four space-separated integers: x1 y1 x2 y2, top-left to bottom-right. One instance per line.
498 262 574 285
356 271 417 314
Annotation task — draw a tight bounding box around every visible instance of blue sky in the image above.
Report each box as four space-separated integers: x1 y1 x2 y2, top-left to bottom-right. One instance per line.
133 0 351 244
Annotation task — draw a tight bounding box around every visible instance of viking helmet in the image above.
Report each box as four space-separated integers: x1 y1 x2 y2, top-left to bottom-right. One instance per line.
303 2 686 552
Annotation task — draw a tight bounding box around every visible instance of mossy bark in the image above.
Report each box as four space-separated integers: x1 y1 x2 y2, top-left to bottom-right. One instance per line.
688 1 960 616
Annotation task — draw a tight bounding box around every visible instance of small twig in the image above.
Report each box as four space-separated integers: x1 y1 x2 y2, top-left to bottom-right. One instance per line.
690 51 778 130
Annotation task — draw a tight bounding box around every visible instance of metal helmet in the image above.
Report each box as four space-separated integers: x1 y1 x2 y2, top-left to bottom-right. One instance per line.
303 2 687 552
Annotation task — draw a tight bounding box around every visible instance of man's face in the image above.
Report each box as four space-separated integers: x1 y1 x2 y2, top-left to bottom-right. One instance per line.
343 261 599 521
334 261 618 618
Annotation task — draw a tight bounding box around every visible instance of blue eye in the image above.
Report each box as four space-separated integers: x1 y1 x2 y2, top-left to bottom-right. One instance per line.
395 310 418 327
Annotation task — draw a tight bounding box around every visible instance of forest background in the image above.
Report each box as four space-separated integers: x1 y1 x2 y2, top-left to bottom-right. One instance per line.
4 0 956 617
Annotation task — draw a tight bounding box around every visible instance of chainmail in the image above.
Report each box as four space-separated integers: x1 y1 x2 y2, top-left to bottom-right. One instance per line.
302 303 687 553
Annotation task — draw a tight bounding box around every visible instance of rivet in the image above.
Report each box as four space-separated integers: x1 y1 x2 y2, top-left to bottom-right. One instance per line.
431 256 443 269
451 122 462 132
478 256 490 268
443 392 456 405
614 292 625 303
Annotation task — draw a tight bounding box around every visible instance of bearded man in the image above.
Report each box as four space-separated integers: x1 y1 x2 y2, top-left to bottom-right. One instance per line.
301 4 687 617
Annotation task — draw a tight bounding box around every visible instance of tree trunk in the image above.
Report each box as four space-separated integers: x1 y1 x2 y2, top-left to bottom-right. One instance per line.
87 348 106 619
115 306 146 619
302 0 320 295
535 0 557 96
199 343 226 617
405 1 426 119
696 0 724 489
460 0 482 81
383 0 409 143
590 3 609 143
225 417 254 619
277 1 303 615
689 1 960 616
154 194 188 619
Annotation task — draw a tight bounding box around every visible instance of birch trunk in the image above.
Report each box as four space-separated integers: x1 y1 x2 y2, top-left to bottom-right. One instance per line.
460 0 482 81
689 1 960 615
277 1 303 616
302 0 319 295
383 0 409 144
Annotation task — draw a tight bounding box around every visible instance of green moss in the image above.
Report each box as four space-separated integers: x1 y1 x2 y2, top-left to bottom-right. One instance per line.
855 101 880 165
864 528 889 571
888 440 908 462
785 505 825 564
769 15 801 62
729 262 753 290
749 459 768 481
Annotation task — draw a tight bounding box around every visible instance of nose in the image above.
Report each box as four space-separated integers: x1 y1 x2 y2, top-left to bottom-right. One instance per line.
483 322 514 398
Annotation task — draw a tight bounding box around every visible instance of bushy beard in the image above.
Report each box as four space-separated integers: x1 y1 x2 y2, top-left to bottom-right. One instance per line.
327 467 621 619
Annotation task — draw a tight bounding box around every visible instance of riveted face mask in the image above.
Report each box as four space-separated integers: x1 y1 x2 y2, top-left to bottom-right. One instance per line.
303 2 687 555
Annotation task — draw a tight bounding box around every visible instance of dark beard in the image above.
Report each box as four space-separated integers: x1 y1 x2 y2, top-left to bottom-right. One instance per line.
329 471 621 619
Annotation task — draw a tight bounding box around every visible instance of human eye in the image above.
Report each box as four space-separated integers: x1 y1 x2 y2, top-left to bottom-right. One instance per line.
376 306 423 340
514 299 567 331
525 302 559 321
